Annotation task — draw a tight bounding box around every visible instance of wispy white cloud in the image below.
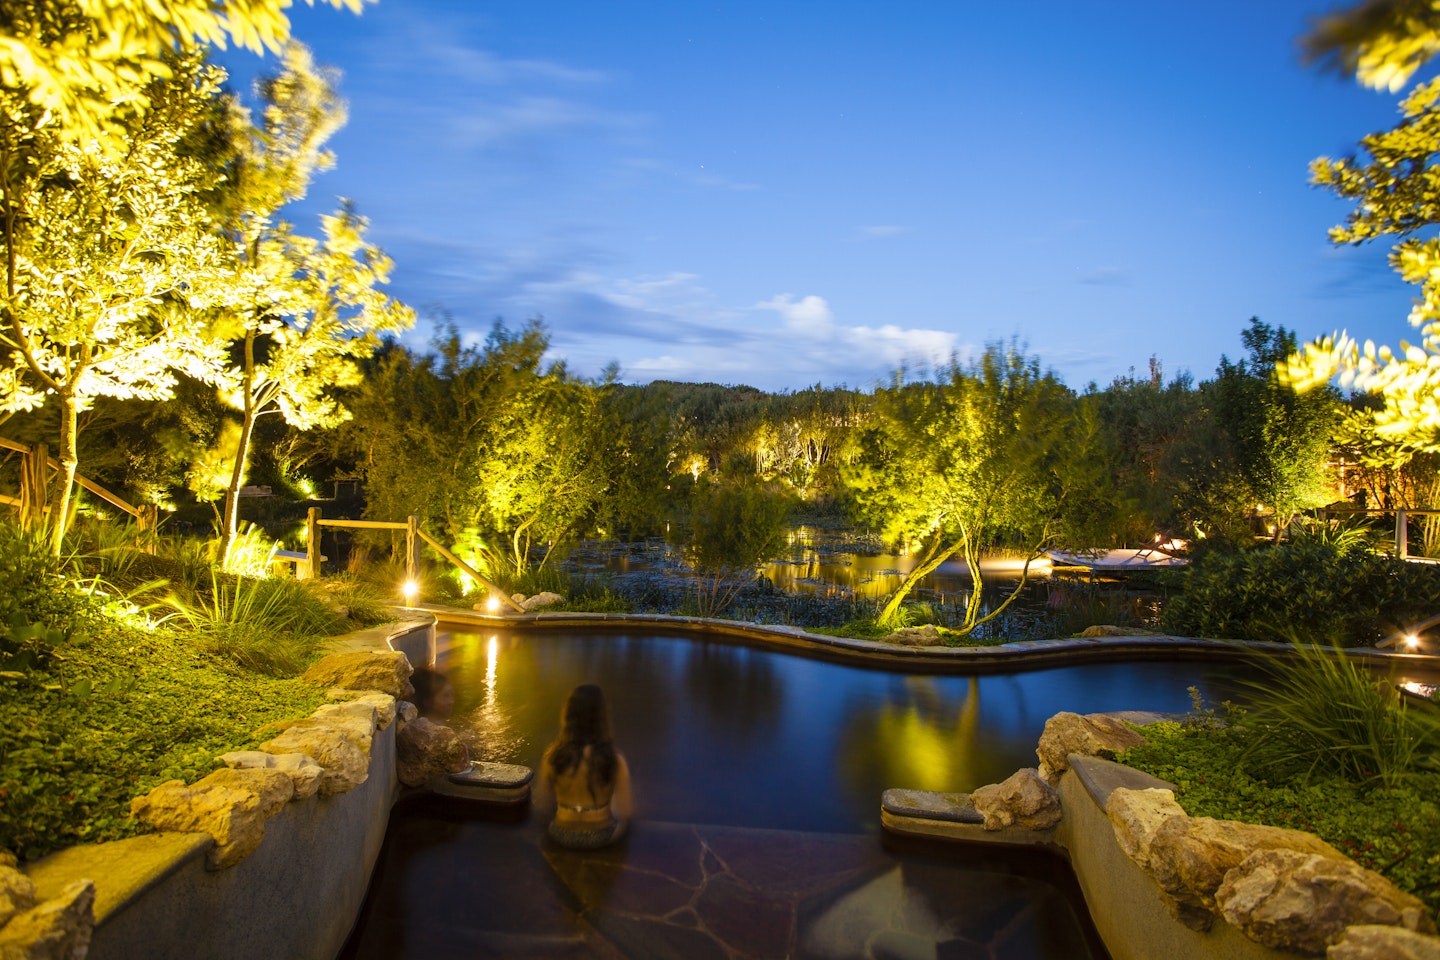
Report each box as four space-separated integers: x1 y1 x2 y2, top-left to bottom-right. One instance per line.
622 157 761 192
449 96 644 148
1075 266 1130 286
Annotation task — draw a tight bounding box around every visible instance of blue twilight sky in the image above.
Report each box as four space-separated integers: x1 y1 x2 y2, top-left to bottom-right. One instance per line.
218 0 1430 393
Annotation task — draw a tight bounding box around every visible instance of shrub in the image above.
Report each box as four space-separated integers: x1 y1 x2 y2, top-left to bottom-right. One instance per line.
0 523 102 640
1160 541 1440 645
1234 643 1440 787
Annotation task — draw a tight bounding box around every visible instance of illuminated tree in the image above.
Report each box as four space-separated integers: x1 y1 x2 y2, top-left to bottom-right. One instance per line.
1211 319 1341 533
0 0 364 144
341 321 609 579
1287 1 1440 457
845 345 1092 633
0 55 233 546
200 45 412 566
213 204 412 565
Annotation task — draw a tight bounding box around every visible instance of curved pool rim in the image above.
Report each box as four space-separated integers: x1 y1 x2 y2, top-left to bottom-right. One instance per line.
410 602 1440 676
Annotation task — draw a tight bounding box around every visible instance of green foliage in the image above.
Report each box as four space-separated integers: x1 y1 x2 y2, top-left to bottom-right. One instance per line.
162 573 346 676
845 342 1094 632
1235 644 1440 787
1285 514 1381 555
0 614 325 861
1288 6 1440 457
0 524 97 637
339 320 607 575
1209 319 1341 529
1160 540 1440 645
682 481 794 617
1121 710 1440 922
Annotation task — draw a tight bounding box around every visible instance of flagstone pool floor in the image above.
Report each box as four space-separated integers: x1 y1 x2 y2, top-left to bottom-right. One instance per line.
340 798 1107 960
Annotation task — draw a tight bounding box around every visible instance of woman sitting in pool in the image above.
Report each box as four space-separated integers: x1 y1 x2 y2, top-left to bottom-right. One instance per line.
534 684 633 849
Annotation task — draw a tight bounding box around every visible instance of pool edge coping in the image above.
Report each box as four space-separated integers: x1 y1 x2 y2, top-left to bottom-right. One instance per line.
412 603 1440 673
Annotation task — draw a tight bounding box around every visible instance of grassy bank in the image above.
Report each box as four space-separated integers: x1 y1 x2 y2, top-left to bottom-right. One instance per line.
0 523 390 862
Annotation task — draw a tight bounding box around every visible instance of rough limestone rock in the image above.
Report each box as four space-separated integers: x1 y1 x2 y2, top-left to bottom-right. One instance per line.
1329 925 1440 960
130 767 293 870
1035 712 1149 783
971 768 1062 831
1106 787 1189 867
395 700 418 725
885 625 944 646
519 591 564 611
219 750 326 800
1079 624 1161 637
395 716 469 787
301 650 413 699
1147 815 1348 931
313 699 381 737
0 879 94 960
0 865 36 928
261 715 372 798
323 690 399 729
1217 849 1436 955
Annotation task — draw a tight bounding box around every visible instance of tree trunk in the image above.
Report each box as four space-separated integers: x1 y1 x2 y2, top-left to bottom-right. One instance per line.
953 541 1048 636
47 391 80 553
876 533 962 627
219 330 258 570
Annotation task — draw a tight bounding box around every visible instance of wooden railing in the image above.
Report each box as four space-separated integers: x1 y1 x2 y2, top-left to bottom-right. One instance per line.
0 435 158 548
304 507 525 612
1317 506 1440 561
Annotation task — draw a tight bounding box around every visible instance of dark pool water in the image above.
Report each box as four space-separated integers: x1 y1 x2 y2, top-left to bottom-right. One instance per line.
438 628 1244 834
341 629 1269 959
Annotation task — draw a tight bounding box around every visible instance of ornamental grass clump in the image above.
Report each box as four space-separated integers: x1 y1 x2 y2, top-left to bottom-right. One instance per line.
1236 642 1439 788
163 572 348 676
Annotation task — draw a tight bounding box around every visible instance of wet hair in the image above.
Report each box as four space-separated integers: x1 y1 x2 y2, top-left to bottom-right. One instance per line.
544 684 618 801
409 668 451 717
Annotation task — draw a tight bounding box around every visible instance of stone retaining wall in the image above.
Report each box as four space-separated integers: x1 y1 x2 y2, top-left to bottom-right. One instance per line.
11 617 434 960
1055 757 1300 960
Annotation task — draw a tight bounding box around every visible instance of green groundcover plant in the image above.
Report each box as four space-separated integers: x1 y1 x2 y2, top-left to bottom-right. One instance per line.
1119 659 1440 923
1 619 326 861
0 522 386 862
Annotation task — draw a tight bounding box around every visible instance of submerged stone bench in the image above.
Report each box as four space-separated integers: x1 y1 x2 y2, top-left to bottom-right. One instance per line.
430 761 535 803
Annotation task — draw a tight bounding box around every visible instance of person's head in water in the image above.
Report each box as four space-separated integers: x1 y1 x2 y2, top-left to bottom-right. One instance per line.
546 684 617 799
410 667 456 722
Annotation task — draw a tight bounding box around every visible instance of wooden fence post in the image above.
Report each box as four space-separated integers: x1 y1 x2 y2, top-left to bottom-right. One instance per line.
405 515 419 583
1397 508 1409 561
26 443 49 527
305 507 322 580
137 504 158 555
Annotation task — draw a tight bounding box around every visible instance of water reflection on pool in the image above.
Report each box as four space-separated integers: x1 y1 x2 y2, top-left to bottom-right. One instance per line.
438 628 1242 834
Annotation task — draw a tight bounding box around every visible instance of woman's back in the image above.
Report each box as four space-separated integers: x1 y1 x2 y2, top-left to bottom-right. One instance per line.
538 684 633 848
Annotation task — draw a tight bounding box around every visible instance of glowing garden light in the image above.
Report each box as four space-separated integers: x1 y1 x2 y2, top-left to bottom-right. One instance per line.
485 594 502 613
401 579 419 604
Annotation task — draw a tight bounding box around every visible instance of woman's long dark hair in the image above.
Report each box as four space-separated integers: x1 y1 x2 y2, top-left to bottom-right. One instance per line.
544 684 618 801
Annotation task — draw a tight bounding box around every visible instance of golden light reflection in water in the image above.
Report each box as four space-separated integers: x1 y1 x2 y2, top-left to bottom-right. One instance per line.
485 635 498 695
446 632 526 761
839 677 982 794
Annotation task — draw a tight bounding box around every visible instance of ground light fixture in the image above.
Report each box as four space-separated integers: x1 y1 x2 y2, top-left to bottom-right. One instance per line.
485 593 502 613
401 579 419 604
